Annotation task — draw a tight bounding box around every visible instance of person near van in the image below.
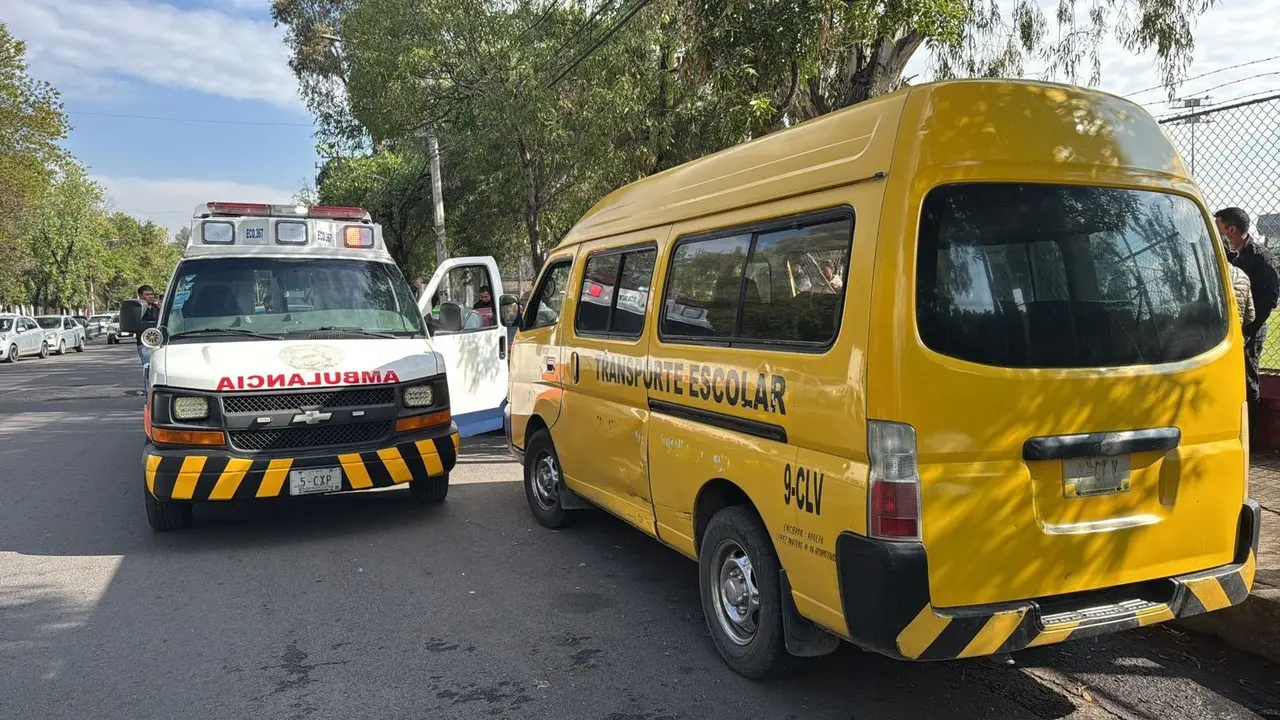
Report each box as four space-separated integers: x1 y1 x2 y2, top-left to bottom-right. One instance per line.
1230 264 1255 329
473 285 495 327
136 285 160 392
1216 207 1280 443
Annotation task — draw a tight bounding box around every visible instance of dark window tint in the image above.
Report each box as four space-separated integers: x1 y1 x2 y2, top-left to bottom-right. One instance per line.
576 253 621 335
916 183 1228 368
739 219 851 345
661 234 751 339
525 261 572 330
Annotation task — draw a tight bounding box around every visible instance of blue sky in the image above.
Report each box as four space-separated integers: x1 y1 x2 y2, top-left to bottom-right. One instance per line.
4 0 1277 235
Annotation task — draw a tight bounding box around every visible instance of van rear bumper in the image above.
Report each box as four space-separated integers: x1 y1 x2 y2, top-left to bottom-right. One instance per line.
835 499 1262 661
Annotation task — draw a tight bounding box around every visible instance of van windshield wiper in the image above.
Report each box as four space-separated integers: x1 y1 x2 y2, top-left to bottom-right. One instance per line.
169 328 282 340
285 326 398 339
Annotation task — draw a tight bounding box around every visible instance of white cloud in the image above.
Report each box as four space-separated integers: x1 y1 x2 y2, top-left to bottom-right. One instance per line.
1 0 300 108
94 175 303 234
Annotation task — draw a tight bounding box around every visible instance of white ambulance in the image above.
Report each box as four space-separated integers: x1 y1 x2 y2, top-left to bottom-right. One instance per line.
120 202 516 531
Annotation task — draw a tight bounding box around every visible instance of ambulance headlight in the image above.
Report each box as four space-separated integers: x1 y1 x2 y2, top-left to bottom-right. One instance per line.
173 396 210 421
403 384 434 408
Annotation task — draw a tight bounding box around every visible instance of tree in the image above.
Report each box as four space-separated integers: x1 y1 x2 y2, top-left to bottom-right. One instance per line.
173 226 192 245
23 161 105 311
274 0 1219 271
0 21 69 306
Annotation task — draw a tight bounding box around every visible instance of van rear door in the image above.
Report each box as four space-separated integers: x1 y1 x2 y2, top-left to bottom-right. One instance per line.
897 182 1245 609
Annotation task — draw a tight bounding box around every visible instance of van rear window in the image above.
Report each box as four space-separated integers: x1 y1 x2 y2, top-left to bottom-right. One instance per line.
916 184 1228 368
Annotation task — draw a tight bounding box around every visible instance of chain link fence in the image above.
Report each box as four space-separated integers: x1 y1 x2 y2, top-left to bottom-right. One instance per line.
1160 93 1280 371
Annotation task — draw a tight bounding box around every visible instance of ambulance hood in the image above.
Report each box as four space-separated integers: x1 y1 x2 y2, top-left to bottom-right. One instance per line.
152 338 444 392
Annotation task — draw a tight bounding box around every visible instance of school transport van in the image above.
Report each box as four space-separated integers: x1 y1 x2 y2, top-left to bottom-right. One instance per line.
119 203 459 531
504 79 1262 678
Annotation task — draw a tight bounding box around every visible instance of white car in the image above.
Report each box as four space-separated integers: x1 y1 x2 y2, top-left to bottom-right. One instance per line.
0 314 50 362
36 315 86 355
106 313 133 344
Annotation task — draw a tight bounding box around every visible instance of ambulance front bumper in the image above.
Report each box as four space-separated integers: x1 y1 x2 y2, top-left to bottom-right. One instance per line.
143 423 459 502
836 499 1262 661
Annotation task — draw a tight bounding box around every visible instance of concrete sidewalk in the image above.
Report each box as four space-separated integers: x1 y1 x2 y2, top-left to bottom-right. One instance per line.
1178 453 1280 663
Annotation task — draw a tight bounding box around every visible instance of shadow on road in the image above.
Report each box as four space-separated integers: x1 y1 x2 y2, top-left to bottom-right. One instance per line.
1 392 1277 719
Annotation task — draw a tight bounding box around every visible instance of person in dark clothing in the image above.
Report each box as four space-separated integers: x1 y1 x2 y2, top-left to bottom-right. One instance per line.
136 284 160 393
1216 207 1280 445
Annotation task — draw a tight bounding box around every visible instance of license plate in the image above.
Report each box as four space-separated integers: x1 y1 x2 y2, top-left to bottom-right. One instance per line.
289 466 343 496
1063 455 1131 498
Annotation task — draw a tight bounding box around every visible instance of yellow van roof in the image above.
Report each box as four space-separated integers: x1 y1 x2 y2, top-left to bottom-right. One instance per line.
554 78 1187 249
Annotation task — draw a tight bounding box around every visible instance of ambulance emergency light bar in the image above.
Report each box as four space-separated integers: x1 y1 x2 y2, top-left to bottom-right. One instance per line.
195 202 375 248
198 202 371 221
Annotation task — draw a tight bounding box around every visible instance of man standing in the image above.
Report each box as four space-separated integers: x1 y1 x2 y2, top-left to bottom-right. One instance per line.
136 285 160 393
1216 207 1280 445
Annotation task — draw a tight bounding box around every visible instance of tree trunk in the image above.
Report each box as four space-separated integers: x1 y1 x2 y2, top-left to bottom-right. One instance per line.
514 132 545 271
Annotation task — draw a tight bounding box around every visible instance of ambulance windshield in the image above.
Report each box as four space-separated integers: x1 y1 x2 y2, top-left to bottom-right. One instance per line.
162 257 424 339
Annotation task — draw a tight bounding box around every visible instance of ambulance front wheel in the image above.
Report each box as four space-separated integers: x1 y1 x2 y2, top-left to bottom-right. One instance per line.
145 490 192 531
409 473 449 504
699 505 788 680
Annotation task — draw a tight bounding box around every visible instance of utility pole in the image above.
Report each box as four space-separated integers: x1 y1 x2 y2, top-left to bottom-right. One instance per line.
426 130 448 266
1171 96 1212 177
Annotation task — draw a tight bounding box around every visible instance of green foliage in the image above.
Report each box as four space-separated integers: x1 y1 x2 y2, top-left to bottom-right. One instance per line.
0 21 182 314
274 0 1217 272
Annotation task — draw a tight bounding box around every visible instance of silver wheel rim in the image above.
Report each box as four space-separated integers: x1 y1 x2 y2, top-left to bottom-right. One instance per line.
710 539 760 646
531 452 560 511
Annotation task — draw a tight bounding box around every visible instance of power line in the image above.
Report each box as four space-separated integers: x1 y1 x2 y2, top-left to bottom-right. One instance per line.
65 110 317 128
1144 71 1280 106
545 0 652 88
1125 55 1280 98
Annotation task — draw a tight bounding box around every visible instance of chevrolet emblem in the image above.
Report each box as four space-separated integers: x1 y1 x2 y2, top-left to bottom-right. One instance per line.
291 409 333 425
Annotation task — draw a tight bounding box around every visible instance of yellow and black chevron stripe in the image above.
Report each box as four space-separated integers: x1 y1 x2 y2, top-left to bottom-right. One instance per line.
144 433 459 501
894 547 1257 660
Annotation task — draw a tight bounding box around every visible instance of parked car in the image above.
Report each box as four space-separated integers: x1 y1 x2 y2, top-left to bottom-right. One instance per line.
87 313 112 339
106 313 133 344
36 315 86 355
71 315 97 339
0 314 50 362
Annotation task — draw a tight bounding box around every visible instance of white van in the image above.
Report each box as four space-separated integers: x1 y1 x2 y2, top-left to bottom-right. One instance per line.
120 202 503 531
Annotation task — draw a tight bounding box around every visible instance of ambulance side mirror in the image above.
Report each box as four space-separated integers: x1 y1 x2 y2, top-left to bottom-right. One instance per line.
498 294 520 327
119 299 145 335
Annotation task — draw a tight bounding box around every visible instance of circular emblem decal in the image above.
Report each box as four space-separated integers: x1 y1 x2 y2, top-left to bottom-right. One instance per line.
279 344 343 371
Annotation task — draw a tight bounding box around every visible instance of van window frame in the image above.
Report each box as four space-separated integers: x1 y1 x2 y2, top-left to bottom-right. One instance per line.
521 256 575 332
657 206 854 353
573 241 659 342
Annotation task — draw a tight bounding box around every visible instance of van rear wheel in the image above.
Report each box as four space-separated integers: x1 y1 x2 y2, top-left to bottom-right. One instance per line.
524 429 577 528
699 505 787 679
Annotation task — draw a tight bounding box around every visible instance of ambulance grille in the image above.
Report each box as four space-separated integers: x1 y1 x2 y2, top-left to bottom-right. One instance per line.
222 387 395 414
228 420 394 452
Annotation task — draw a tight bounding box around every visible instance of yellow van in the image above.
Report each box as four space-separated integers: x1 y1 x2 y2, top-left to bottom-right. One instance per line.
504 79 1262 678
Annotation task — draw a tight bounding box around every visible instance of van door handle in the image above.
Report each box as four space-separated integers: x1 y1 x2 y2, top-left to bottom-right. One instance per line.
545 356 556 372
498 336 506 360
572 352 580 383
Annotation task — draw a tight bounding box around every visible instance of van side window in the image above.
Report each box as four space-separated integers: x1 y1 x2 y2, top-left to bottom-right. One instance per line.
662 234 751 339
524 260 572 331
660 211 853 348
575 247 657 338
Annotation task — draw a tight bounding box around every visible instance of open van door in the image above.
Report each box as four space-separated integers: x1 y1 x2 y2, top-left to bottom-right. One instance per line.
418 256 510 437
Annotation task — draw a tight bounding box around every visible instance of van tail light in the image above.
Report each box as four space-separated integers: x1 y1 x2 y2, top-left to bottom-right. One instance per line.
868 421 921 540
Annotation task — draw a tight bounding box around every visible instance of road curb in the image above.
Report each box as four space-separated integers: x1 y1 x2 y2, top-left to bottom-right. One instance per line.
1176 588 1280 665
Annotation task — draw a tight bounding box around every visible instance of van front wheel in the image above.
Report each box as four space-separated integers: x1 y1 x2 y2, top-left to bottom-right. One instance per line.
699 505 787 680
524 429 577 528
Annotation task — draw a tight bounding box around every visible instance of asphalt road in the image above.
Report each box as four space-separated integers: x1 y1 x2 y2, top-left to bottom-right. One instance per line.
2 341 1279 720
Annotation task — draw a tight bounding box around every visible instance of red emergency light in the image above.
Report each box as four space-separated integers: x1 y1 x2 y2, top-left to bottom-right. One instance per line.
207 202 270 216
309 205 368 220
